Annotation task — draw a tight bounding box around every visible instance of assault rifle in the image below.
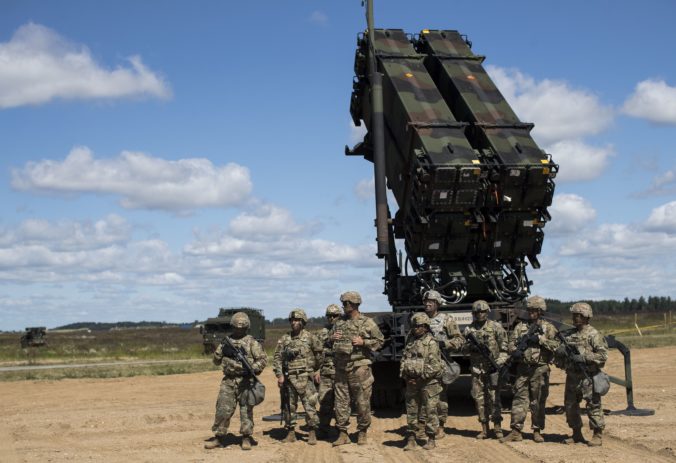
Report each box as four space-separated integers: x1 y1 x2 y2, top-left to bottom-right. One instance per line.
502 323 543 371
221 336 261 385
279 349 299 425
555 331 592 382
466 331 500 374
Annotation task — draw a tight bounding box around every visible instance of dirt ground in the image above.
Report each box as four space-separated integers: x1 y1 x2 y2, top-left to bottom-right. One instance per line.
2 346 675 463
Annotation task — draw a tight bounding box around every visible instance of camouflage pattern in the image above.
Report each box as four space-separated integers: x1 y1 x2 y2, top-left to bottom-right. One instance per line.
400 330 444 437
428 311 464 426
472 300 491 312
507 319 559 431
557 325 608 431
526 295 547 311
211 334 267 438
570 302 593 318
231 312 250 328
273 329 322 430
463 320 507 423
423 290 444 304
340 291 362 305
315 320 338 429
289 308 308 323
330 313 384 432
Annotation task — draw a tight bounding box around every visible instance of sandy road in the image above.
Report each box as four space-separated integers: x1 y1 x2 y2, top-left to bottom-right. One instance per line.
1 346 675 463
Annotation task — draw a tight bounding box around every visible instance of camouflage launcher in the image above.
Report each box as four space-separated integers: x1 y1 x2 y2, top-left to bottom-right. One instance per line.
347 27 558 307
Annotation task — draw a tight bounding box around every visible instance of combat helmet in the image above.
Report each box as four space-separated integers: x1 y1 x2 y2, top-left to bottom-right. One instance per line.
570 302 593 319
527 295 547 312
423 290 444 304
325 304 342 317
231 312 250 329
410 312 431 327
289 308 308 323
340 291 362 305
472 300 491 312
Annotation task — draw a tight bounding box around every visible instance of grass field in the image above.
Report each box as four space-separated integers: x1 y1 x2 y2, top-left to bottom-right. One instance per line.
1 315 673 382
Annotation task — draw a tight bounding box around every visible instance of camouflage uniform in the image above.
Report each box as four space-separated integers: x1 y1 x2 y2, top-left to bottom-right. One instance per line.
315 313 339 432
330 313 384 434
558 325 608 433
273 328 322 431
211 334 267 439
401 317 444 441
507 318 558 433
463 314 507 428
428 311 464 428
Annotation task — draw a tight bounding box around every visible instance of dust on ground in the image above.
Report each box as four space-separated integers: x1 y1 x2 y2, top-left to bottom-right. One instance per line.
1 346 675 463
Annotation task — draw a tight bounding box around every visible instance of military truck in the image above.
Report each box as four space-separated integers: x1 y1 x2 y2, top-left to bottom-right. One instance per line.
20 327 47 349
200 308 265 354
346 2 648 416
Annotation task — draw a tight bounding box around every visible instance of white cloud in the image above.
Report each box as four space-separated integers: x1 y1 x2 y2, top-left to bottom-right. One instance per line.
636 169 676 197
645 201 676 233
547 194 597 235
0 23 171 109
355 177 374 201
229 203 305 238
11 147 252 212
487 65 614 145
0 214 130 250
546 139 614 182
309 11 329 26
558 223 676 258
622 79 676 124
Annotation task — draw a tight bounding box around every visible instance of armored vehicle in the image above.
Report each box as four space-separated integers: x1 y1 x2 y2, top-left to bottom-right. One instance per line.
346 2 649 415
200 308 265 354
20 326 47 349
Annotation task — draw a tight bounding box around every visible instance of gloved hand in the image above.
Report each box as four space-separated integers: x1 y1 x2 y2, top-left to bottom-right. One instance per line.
571 353 585 364
438 340 446 350
555 345 567 357
512 349 523 361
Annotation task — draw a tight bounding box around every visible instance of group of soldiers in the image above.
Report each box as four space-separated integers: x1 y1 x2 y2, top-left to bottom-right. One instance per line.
204 291 609 451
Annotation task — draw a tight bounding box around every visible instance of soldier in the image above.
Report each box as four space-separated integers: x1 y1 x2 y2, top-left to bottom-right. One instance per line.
272 308 322 445
329 291 384 446
205 312 267 451
500 295 559 443
555 302 608 447
422 290 464 439
400 312 444 451
313 304 342 439
463 300 507 439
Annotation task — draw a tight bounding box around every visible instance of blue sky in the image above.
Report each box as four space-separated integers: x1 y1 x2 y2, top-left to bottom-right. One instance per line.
1 1 675 330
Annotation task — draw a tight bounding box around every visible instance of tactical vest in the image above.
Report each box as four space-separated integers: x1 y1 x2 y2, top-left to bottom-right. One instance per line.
512 319 556 365
332 315 375 367
221 335 256 377
562 326 606 374
315 326 335 376
280 330 315 374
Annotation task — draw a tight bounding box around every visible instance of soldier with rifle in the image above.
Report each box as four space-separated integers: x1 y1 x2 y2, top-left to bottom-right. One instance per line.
205 312 267 451
329 291 384 446
554 302 608 447
313 304 342 439
500 296 559 443
422 290 464 439
273 309 322 445
462 300 507 439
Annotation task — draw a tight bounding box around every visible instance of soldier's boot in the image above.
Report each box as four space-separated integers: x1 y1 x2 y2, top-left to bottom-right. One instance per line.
564 428 586 444
241 436 252 451
357 430 368 446
422 436 436 450
588 429 602 447
493 423 504 439
307 429 317 446
476 422 489 440
204 436 227 449
499 429 523 443
403 433 417 451
283 428 297 443
317 425 331 439
332 430 350 447
435 425 445 440
532 430 544 443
